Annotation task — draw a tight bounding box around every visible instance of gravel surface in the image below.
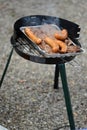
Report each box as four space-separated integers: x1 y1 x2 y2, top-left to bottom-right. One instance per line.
0 0 87 130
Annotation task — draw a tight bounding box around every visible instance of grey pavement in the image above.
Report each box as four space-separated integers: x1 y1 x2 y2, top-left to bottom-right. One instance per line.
0 0 87 130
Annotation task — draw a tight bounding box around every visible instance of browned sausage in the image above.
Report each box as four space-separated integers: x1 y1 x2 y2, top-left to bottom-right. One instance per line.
24 27 42 44
54 29 68 40
44 37 59 53
55 39 67 53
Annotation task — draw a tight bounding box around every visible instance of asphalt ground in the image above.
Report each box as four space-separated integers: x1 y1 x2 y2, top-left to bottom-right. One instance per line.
0 0 87 130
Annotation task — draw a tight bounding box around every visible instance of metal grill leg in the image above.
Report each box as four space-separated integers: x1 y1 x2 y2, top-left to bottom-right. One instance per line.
59 64 75 130
0 48 14 88
54 64 59 89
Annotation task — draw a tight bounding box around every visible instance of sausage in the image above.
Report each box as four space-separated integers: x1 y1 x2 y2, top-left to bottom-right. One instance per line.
24 27 42 44
44 37 59 53
55 39 67 53
54 29 68 40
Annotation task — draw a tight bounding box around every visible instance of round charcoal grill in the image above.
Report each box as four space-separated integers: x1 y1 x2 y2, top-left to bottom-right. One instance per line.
11 15 83 64
0 15 84 130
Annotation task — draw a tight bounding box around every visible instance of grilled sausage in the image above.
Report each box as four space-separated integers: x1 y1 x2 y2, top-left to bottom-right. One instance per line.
54 29 68 40
24 27 42 44
44 37 59 53
55 39 67 53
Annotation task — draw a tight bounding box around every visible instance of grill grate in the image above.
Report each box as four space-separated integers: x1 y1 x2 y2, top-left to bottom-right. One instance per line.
16 38 42 57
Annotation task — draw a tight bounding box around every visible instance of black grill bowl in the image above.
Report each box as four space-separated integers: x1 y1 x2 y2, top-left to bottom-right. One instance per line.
11 15 82 64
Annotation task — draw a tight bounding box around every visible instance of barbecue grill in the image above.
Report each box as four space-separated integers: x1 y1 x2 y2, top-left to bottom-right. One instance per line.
12 15 83 64
0 15 84 130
